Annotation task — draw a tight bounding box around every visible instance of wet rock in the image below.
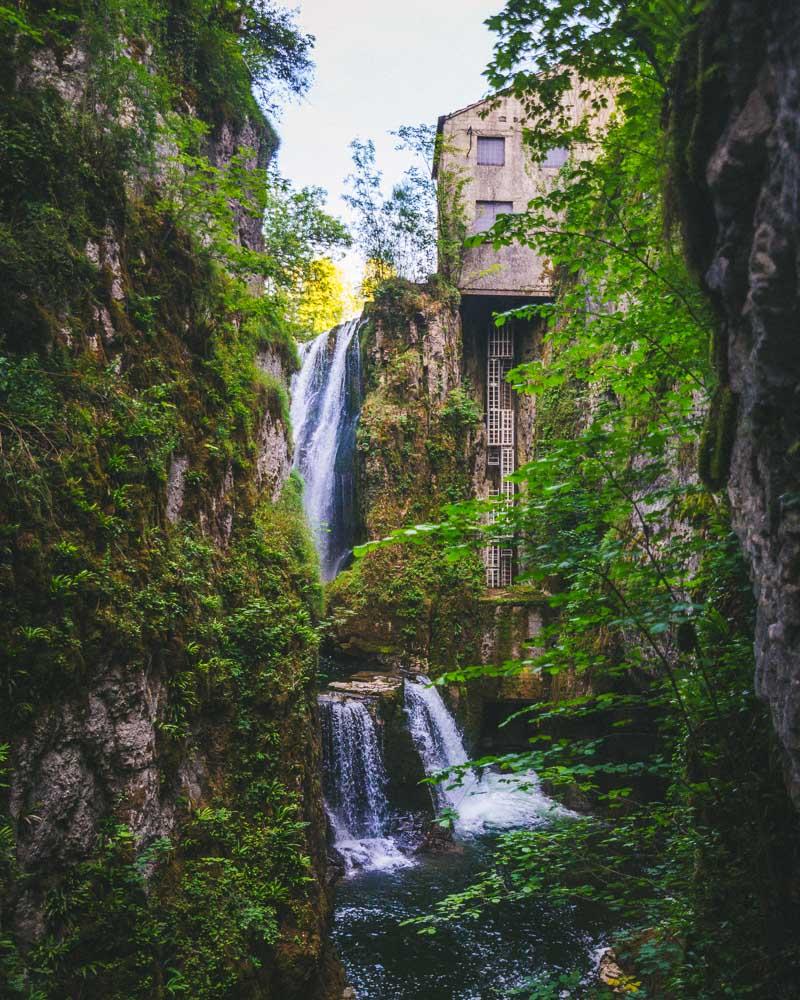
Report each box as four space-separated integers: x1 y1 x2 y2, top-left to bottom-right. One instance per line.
416 819 459 854
166 455 189 523
597 948 627 992
8 660 180 948
255 410 291 500
326 673 404 700
199 462 235 547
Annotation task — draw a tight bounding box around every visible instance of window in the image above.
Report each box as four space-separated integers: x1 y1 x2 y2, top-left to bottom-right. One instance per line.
477 136 505 165
474 200 513 232
543 146 568 168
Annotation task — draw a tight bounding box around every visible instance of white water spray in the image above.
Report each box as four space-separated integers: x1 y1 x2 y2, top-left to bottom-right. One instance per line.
319 696 412 873
404 676 566 835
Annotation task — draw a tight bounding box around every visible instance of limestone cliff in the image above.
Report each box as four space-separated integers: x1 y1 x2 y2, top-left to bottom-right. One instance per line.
327 278 492 674
0 5 340 996
671 0 800 804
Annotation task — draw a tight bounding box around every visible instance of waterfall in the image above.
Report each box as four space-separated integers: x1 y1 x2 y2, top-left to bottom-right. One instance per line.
320 696 390 838
404 677 565 835
290 318 362 581
319 696 412 872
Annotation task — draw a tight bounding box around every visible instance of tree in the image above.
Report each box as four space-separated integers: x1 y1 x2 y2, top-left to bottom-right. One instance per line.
288 257 361 336
356 2 800 994
239 0 315 112
343 126 467 290
359 258 396 299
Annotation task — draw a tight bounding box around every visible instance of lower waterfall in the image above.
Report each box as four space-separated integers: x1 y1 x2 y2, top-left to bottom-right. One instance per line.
319 695 412 873
321 677 565 875
327 679 600 1000
404 676 565 835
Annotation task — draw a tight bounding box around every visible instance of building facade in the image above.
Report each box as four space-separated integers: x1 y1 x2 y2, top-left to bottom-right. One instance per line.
434 85 608 587
434 92 557 298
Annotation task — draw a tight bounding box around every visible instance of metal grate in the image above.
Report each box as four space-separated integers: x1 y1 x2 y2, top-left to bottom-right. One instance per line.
488 326 513 359
484 544 513 588
499 549 513 587
487 409 514 447
488 357 513 408
484 322 516 588
500 446 515 479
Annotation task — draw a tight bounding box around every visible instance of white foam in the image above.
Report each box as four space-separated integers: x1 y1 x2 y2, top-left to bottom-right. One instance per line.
335 837 417 875
404 676 570 836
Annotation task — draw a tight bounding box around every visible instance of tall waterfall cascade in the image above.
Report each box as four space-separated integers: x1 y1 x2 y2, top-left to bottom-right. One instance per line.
290 318 362 581
319 696 412 872
404 676 564 835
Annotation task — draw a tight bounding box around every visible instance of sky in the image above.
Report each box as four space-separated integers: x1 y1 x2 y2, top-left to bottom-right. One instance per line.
275 0 502 278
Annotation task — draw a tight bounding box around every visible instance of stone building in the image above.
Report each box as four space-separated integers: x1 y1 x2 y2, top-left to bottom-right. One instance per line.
434 83 610 296
434 85 608 586
433 91 559 298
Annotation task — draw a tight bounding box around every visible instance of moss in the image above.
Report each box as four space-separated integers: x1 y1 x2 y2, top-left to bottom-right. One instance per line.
354 281 477 536
534 381 587 451
0 7 331 996
698 385 739 491
666 0 765 285
325 277 499 678
326 539 491 674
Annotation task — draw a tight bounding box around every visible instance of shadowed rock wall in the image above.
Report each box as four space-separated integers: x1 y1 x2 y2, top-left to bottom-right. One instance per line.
672 0 800 802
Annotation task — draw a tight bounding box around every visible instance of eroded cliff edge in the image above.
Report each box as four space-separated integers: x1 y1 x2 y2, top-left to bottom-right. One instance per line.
671 0 800 804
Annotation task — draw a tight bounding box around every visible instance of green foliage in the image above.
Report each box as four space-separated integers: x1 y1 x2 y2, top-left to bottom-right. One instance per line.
698 385 738 491
4 799 313 999
361 1 800 994
441 382 482 429
164 0 312 123
287 256 361 336
327 537 487 667
344 126 467 289
238 0 314 112
0 2 332 995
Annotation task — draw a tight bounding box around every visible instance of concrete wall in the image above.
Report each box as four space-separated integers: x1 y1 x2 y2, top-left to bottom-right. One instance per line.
437 85 609 297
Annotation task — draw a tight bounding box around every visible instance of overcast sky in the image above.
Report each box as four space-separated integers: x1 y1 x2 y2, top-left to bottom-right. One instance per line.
275 0 501 276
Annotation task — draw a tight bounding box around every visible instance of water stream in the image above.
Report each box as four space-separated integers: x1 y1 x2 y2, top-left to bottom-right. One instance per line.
404 676 565 835
332 840 603 999
321 679 602 998
319 695 412 873
292 326 603 995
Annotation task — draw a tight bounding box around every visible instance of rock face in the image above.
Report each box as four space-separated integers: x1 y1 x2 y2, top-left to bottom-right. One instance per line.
672 0 800 803
10 664 170 876
324 279 592 756
0 12 340 998
326 279 493 678
356 279 468 538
